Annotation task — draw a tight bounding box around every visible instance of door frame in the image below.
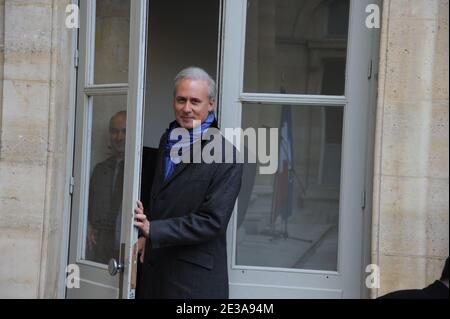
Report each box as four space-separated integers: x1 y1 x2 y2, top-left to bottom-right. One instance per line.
60 0 380 299
58 0 80 299
120 0 148 299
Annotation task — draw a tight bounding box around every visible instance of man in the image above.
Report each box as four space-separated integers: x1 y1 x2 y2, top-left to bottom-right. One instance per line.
134 67 243 299
87 111 126 264
379 257 449 299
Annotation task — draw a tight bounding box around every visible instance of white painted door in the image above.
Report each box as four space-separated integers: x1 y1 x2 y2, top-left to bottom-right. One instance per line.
221 0 380 298
67 0 147 299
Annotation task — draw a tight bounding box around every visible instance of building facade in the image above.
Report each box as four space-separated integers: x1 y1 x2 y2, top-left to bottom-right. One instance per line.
0 0 448 298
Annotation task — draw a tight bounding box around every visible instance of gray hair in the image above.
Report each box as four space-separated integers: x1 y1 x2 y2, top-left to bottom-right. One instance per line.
173 67 216 101
109 110 126 131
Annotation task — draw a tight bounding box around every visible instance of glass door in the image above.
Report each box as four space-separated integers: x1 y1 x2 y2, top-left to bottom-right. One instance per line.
67 0 147 299
221 0 379 298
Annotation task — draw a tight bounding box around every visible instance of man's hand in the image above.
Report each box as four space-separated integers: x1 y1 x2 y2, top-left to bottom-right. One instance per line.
87 222 97 251
134 200 150 238
137 237 146 263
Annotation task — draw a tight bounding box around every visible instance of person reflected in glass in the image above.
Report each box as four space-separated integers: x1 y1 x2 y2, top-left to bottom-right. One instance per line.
86 111 127 264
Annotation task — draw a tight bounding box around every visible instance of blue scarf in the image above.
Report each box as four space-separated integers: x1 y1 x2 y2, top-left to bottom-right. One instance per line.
163 112 215 182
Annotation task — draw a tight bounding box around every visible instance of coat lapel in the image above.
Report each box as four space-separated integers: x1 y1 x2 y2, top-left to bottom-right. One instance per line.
154 143 190 194
156 137 204 193
159 162 188 191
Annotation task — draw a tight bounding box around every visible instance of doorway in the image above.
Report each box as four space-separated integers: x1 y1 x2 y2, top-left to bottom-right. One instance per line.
67 0 223 299
137 0 222 296
142 0 221 150
67 0 379 299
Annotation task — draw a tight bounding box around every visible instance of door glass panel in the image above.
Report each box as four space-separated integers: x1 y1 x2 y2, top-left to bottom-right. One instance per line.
243 0 349 95
84 95 128 264
236 103 343 271
94 0 131 84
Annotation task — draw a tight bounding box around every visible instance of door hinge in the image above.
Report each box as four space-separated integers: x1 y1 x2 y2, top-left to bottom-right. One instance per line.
69 176 75 195
74 49 79 69
368 60 373 79
361 190 366 210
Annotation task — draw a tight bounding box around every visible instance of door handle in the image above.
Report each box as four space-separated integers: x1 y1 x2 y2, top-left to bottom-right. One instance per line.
108 258 124 276
111 243 126 299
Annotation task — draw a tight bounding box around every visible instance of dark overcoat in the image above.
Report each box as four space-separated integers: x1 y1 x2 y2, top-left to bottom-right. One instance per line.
140 126 243 299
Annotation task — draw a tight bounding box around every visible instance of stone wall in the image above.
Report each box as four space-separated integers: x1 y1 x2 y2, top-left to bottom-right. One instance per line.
372 0 449 297
0 0 73 298
0 0 4 131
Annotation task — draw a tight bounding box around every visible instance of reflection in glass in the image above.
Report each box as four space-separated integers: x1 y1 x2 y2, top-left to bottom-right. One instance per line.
243 0 349 95
237 103 343 271
94 0 130 84
85 95 127 264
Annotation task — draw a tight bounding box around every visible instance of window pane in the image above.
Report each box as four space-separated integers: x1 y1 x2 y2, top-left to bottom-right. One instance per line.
243 0 349 95
84 95 128 264
94 0 130 84
236 103 343 271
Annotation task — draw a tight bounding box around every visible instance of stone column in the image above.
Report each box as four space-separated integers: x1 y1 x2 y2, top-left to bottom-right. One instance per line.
0 0 4 125
0 0 73 298
372 0 449 297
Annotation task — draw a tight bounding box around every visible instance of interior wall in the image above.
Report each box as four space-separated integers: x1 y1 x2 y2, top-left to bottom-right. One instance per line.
143 0 220 148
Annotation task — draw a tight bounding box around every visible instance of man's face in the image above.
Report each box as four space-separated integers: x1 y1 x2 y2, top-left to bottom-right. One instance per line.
173 79 214 130
110 114 126 155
